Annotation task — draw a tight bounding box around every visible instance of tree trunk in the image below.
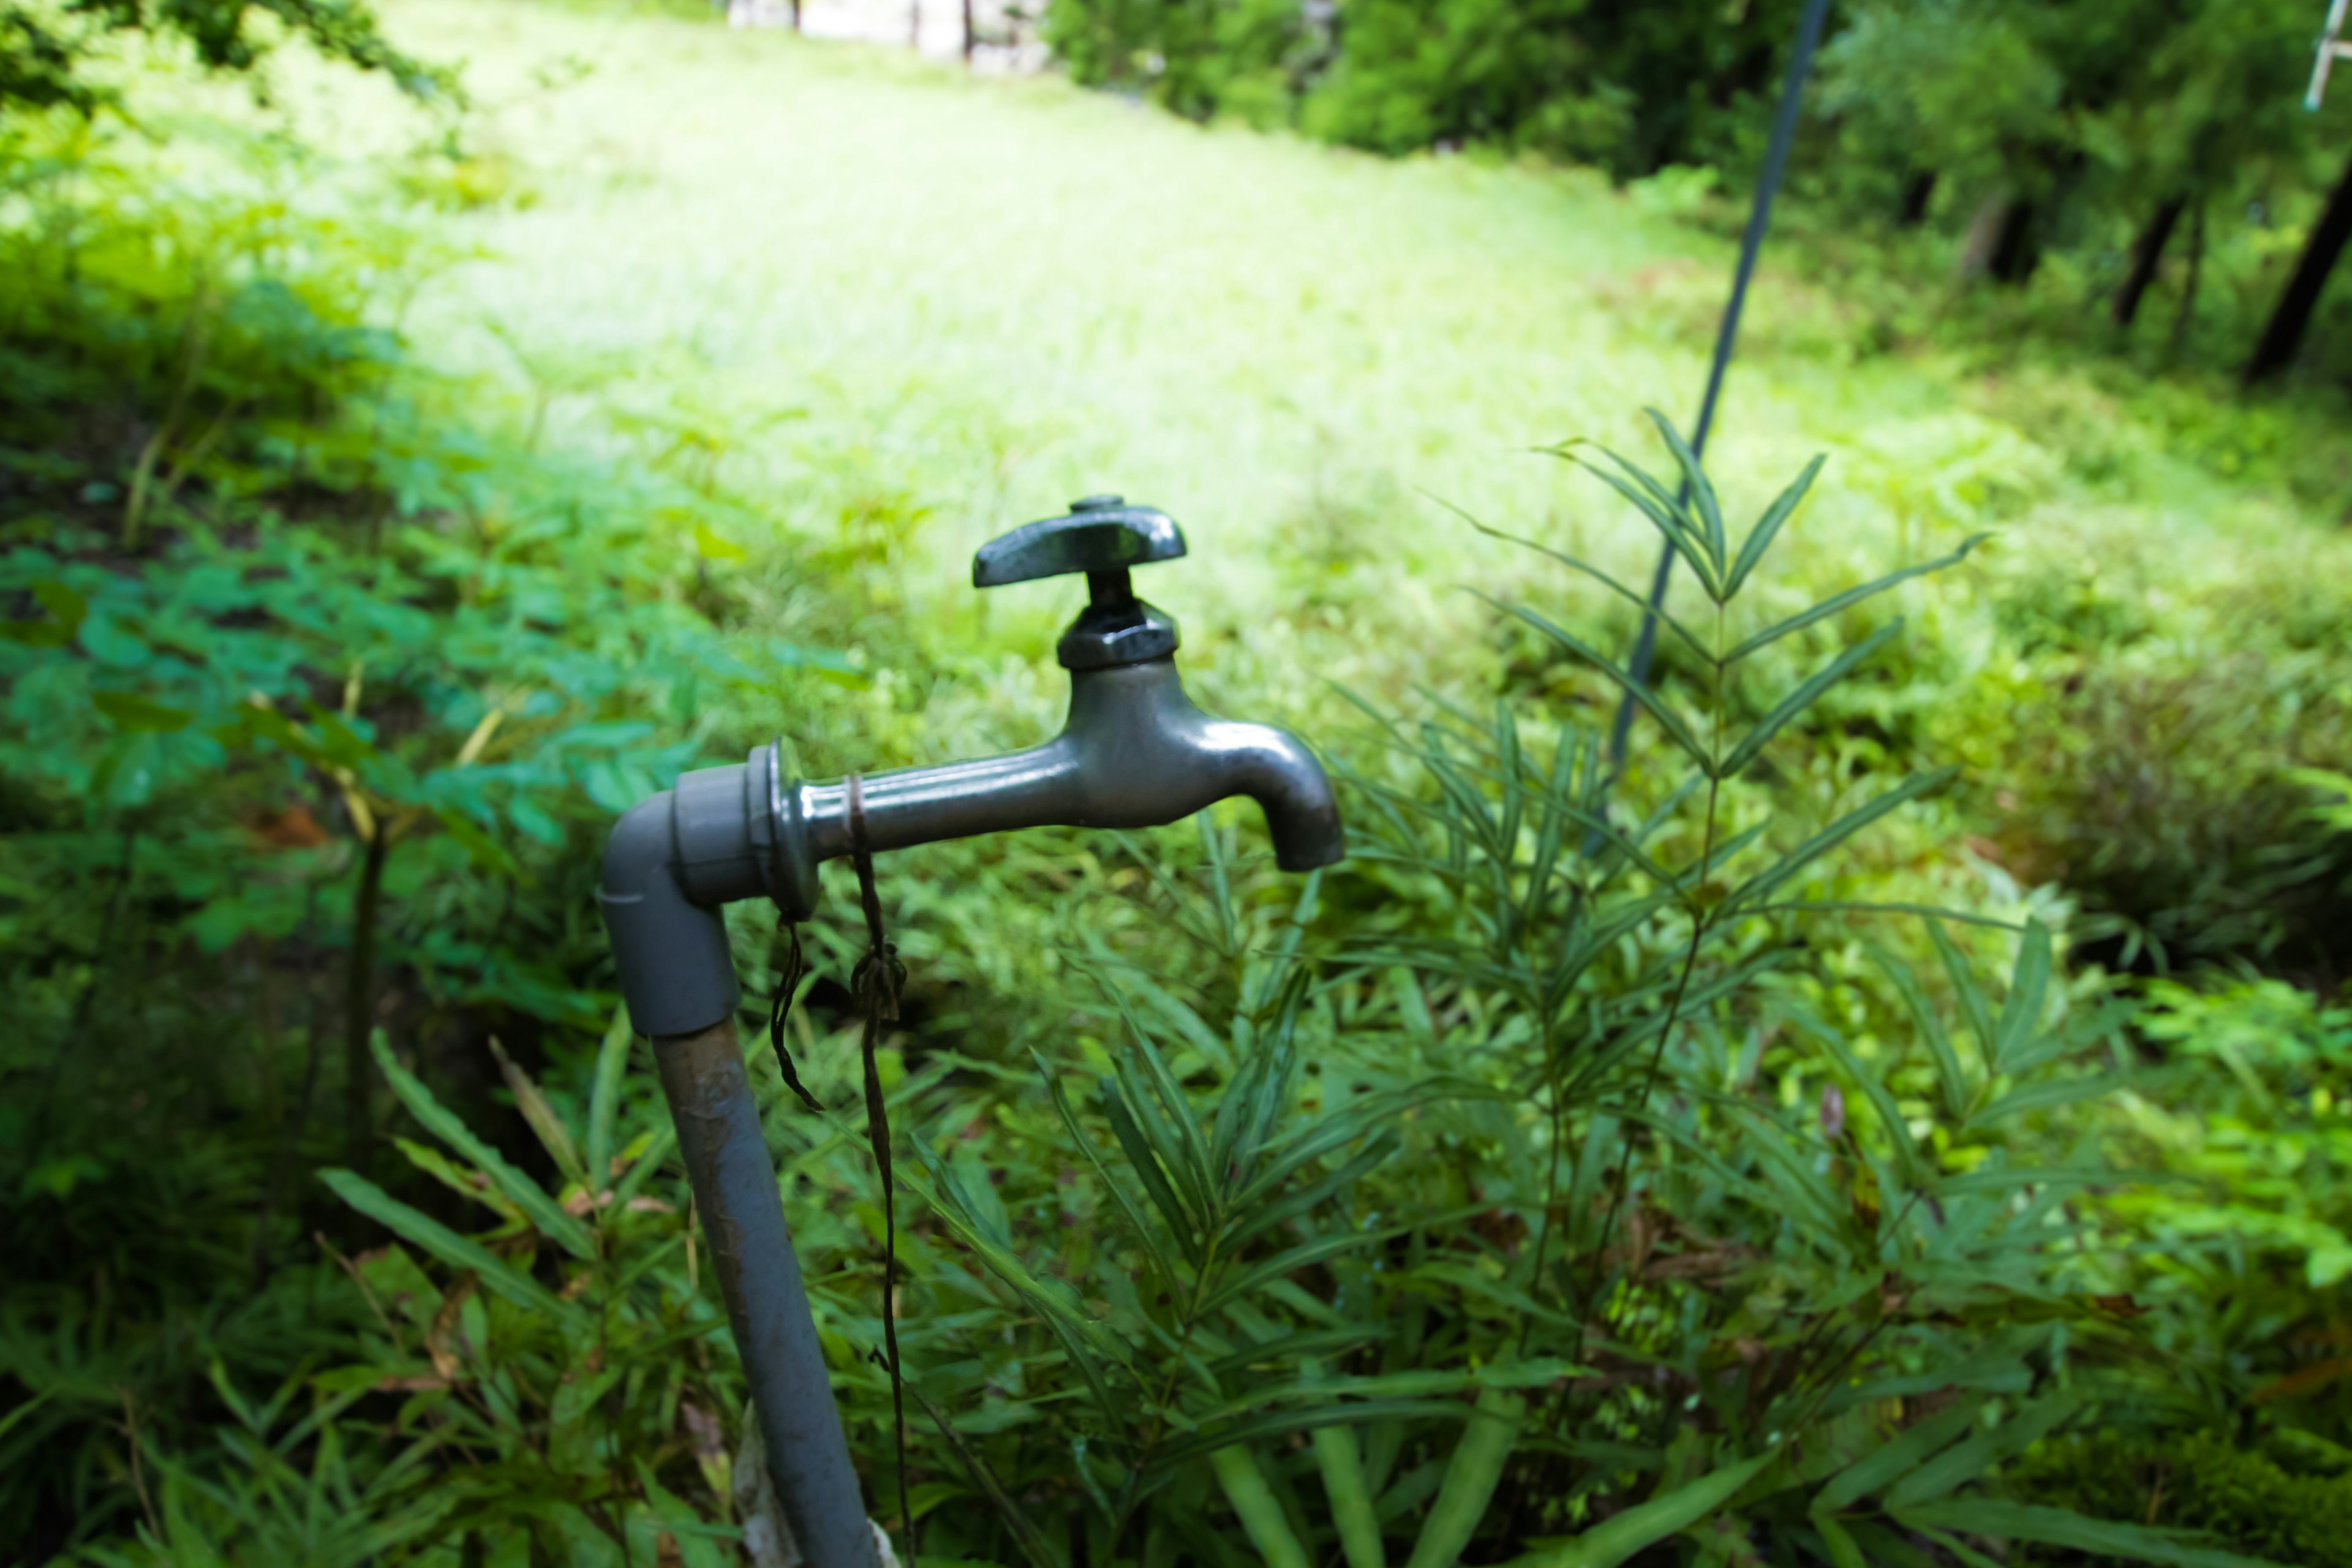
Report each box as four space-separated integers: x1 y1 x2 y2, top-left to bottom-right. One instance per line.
2113 195 2187 330
2171 200 2206 359
1988 198 2040 284
2247 151 2352 385
1899 169 1937 227
961 0 974 62
1959 194 2035 281
344 829 390 1170
791 0 801 29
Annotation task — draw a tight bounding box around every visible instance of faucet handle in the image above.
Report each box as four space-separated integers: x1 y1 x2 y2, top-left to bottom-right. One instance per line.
971 495 1186 589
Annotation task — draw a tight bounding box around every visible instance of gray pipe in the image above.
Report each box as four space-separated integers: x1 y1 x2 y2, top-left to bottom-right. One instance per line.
653 1019 880 1568
598 519 1343 1567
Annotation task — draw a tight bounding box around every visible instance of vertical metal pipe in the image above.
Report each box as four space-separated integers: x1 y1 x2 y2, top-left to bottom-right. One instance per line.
1605 0 1836 775
652 1020 880 1568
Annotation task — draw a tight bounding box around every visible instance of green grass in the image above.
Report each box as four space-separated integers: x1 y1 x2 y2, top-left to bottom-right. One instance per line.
224 0 2352 944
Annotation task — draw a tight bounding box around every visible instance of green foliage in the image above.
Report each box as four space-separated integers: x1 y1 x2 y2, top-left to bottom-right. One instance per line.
1049 0 1813 172
2083 977 2352 1436
0 108 829 1556
2014 1431 2352 1568
1975 649 2352 971
7 8 2352 1564
1 0 442 113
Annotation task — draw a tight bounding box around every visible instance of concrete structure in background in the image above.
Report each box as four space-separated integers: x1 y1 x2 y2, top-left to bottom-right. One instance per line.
728 0 1050 74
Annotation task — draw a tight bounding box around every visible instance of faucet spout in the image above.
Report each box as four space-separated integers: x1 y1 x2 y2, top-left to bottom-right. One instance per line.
597 660 1344 1038
596 494 1344 1568
796 658 1344 873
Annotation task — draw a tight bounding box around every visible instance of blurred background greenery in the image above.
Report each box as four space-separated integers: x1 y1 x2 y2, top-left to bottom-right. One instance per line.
4 0 2352 1562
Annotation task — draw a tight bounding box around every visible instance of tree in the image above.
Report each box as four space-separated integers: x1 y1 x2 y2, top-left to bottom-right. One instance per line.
1 0 440 115
2247 149 2352 382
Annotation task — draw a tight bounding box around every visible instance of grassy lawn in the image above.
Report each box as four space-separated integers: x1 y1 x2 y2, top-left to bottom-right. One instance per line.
264 0 2346 972
15 6 2352 1556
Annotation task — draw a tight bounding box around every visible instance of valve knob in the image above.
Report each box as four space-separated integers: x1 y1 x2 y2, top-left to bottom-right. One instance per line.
971 496 1186 588
971 495 1186 671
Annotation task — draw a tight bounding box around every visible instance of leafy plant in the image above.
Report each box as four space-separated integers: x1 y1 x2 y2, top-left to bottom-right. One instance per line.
874 420 2264 1568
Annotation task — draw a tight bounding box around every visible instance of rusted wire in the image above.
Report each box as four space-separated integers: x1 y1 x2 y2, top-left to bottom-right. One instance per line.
846 773 914 1560
766 920 824 1114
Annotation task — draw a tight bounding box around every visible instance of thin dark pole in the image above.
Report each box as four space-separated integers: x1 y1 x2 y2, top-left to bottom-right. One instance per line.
1604 0 1835 771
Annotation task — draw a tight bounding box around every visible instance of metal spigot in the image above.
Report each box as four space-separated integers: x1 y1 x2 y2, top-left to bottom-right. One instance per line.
594 496 1343 1568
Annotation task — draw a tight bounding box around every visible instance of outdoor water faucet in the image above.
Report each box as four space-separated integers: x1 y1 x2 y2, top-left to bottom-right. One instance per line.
601 494 1343 1038
596 496 1341 1568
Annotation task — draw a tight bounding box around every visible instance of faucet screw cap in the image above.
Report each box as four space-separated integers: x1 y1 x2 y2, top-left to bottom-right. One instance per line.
971 497 1186 588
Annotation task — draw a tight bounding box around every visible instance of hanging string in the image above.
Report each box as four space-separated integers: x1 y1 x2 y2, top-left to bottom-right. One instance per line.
766 921 825 1114
846 772 915 1561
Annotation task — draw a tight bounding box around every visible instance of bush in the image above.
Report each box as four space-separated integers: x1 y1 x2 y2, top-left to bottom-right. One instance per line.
0 118 813 1556
2014 1431 2352 1567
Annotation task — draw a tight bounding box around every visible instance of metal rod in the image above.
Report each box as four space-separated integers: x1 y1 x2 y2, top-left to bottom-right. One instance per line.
653 1019 880 1568
1605 0 1834 772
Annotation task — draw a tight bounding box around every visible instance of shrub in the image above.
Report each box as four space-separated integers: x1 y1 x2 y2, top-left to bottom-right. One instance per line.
2014 1431 2352 1567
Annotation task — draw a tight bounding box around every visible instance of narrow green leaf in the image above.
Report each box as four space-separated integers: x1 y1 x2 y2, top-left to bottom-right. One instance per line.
1317 1422 1385 1568
1120 1026 1219 1219
1929 1165 2114 1199
1871 947 1972 1120
584 1003 633 1203
1436 497 1714 666
319 1168 586 1331
906 1147 1133 1402
1927 921 1999 1069
1642 408 1726 573
391 1137 521 1223
1816 1401 1980 1512
1808 1509 1869 1568
1721 621 1904 778
1152 1402 1471 1472
1102 1077 1204 1265
610 1125 677 1210
1726 453 1826 597
1302 1355 1388 1568
1229 1134 1398 1248
1510 1450 1775 1568
372 1036 594 1261
1883 1392 2085 1509
1207 1328 1389 1381
1890 1500 2286 1567
911 1384 1068 1568
1235 1079 1499 1213
1472 593 1714 774
1742 900 2022 931
1845 1521 1942 1568
1210 1445 1313 1568
1724 769 1952 913
1963 1076 2117 1133
0 1390 51 1446
1197 1362 1580 1424
488 1038 586 1189
1047 1065 1187 1282
1724 535 1986 664
1790 1005 1923 1185
1555 450 1725 600
636 1461 729 1568
1405 1385 1524 1568
1994 921 2052 1076
1219 976 1306 1184
1719 1104 1848 1241
1196 1223 1409 1317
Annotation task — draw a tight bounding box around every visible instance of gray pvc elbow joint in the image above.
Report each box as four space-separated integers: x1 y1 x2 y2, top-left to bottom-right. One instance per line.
597 742 817 1039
